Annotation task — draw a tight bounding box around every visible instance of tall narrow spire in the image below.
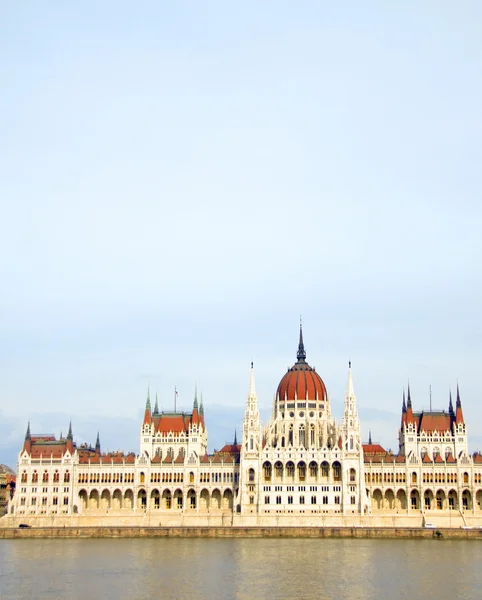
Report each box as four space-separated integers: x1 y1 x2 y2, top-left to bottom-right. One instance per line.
455 382 464 425
402 389 406 413
249 361 256 398
154 392 159 415
407 382 412 409
193 386 199 411
368 430 372 445
296 322 306 362
449 390 454 415
199 392 204 416
95 431 100 452
234 430 238 445
67 421 73 440
346 360 355 398
25 421 31 441
145 387 151 412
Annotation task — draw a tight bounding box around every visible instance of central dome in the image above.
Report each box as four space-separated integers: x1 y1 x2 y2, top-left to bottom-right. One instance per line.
276 327 327 402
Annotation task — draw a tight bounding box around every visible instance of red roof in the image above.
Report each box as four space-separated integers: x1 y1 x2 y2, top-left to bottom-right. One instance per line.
363 443 387 457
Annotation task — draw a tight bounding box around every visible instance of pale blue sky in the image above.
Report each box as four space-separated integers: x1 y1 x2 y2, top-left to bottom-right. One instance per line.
1 2 482 465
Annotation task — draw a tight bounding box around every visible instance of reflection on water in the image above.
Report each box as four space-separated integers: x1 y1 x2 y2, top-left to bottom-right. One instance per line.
1 538 481 600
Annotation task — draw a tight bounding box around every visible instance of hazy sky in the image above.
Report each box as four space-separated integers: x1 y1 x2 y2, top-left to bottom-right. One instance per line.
1 2 481 464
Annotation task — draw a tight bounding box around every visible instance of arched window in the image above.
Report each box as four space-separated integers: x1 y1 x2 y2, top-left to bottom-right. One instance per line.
349 468 356 482
411 472 417 484
43 470 49 483
333 462 341 482
286 462 294 478
53 470 59 482
248 468 255 482
263 462 272 481
310 426 315 447
189 472 194 484
64 471 70 483
140 472 145 484
299 425 305 448
288 426 293 446
464 472 469 484
32 470 38 483
21 471 27 483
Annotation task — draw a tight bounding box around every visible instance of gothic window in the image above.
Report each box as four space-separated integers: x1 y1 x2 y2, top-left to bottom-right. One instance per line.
263 462 272 481
298 462 306 481
464 472 469 484
265 496 270 504
288 426 293 446
64 471 70 483
309 462 317 478
411 472 417 484
349 468 356 482
286 462 294 478
275 462 283 478
250 437 254 450
310 426 315 447
299 426 306 448
333 462 341 482
350 436 354 450
21 471 27 483
248 468 255 482
140 472 145 484
32 471 38 483
300 496 305 504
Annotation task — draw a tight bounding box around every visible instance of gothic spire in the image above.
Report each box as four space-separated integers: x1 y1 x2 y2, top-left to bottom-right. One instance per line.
296 322 306 362
25 421 31 441
402 389 406 413
346 360 355 398
199 392 204 416
67 421 73 440
154 392 159 415
456 382 461 408
145 387 151 412
407 382 412 409
95 431 100 452
249 361 256 398
234 430 238 445
368 430 372 445
449 390 454 415
193 386 199 411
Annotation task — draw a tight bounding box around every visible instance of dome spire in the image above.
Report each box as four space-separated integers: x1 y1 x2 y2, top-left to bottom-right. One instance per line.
297 319 306 362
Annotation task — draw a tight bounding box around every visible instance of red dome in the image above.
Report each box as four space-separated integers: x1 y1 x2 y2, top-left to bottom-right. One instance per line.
277 364 327 402
276 327 327 402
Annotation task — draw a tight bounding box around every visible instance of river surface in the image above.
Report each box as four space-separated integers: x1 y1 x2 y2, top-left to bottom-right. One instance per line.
1 538 481 599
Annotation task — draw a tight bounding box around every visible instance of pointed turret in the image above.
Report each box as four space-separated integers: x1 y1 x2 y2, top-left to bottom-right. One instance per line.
368 430 372 445
455 382 464 425
296 323 306 363
192 386 200 426
342 360 360 452
449 390 454 416
249 361 256 399
406 382 413 422
234 430 238 446
402 390 406 413
95 431 101 454
199 393 204 416
22 421 32 455
154 392 159 415
66 420 74 453
143 388 152 425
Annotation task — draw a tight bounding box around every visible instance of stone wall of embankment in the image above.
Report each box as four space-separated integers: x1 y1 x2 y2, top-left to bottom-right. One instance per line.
1 526 482 540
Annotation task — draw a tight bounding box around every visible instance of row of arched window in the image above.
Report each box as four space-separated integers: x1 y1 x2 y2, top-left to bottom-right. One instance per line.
21 470 69 484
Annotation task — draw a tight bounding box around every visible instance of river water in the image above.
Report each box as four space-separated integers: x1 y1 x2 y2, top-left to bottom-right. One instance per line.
1 538 481 599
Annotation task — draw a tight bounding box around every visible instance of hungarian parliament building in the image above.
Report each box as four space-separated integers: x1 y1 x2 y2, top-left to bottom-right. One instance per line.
4 328 482 528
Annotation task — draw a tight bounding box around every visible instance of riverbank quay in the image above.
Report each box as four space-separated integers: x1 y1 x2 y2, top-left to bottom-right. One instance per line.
1 526 482 540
